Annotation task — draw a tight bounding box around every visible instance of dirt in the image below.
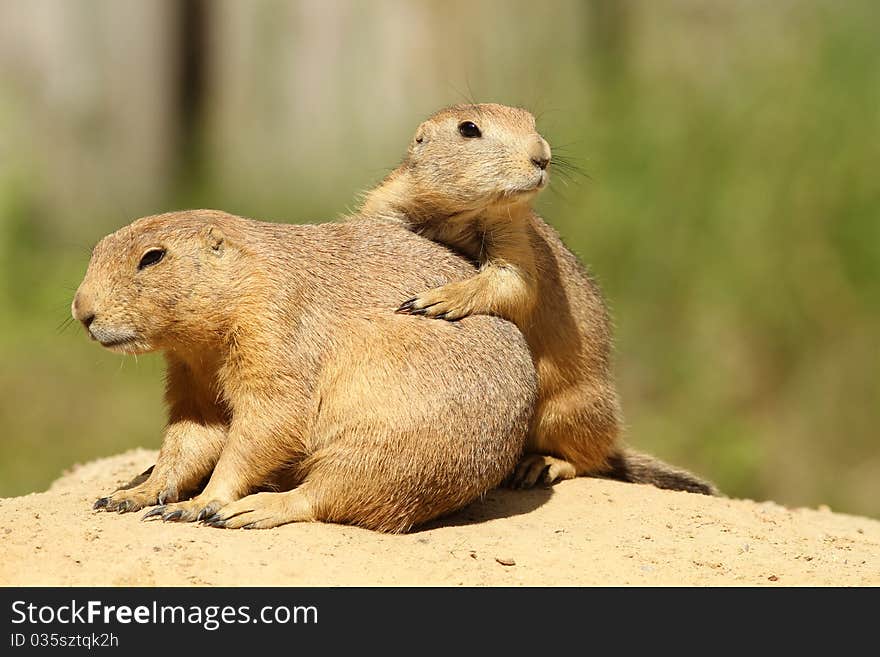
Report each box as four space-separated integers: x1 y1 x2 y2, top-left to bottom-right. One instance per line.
2 449 878 586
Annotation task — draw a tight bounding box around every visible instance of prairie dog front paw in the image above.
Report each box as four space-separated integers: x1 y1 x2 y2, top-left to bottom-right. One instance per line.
397 282 477 321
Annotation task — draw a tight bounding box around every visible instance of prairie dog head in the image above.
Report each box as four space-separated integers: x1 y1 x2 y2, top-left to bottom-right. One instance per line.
71 211 236 355
404 103 551 213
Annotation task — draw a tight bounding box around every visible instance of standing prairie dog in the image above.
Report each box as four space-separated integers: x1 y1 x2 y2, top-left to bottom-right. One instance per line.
73 210 537 532
361 103 716 494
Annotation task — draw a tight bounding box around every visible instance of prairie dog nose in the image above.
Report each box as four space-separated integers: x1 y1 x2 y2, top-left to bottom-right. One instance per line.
530 137 552 170
72 291 96 327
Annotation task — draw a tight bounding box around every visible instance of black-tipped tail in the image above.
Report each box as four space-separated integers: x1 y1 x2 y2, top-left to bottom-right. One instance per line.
602 448 719 496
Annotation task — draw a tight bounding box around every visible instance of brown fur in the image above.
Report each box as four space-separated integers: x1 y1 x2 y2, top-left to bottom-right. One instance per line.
72 210 537 532
360 103 717 495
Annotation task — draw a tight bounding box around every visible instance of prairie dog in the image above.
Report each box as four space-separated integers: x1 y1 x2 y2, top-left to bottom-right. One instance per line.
361 103 716 494
72 210 537 532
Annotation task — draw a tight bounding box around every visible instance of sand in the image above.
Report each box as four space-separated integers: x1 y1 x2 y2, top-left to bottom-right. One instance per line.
1 449 878 586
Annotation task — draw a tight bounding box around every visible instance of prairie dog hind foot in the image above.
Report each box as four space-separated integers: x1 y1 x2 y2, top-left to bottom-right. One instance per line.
508 453 577 488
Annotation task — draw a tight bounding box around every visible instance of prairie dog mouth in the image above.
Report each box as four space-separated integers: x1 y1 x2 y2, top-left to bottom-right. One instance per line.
103 338 153 355
88 326 147 353
517 169 549 192
99 336 135 348
506 173 547 198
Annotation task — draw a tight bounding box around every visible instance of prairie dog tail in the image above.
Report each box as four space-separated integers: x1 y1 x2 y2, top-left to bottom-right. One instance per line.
602 448 719 496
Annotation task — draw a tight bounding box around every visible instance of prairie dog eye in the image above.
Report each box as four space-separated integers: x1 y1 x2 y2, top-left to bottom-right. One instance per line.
138 248 166 270
458 121 482 138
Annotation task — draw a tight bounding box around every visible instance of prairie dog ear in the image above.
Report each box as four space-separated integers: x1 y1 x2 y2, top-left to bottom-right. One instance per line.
410 120 433 151
207 225 225 253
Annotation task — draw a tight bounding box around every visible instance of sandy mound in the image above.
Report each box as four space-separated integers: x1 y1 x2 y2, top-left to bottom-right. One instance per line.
1 450 877 586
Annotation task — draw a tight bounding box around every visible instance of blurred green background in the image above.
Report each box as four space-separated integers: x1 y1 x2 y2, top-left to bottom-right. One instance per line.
0 0 877 516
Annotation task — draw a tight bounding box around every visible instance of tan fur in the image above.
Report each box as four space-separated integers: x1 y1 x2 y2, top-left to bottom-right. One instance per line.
73 210 537 532
360 103 717 495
